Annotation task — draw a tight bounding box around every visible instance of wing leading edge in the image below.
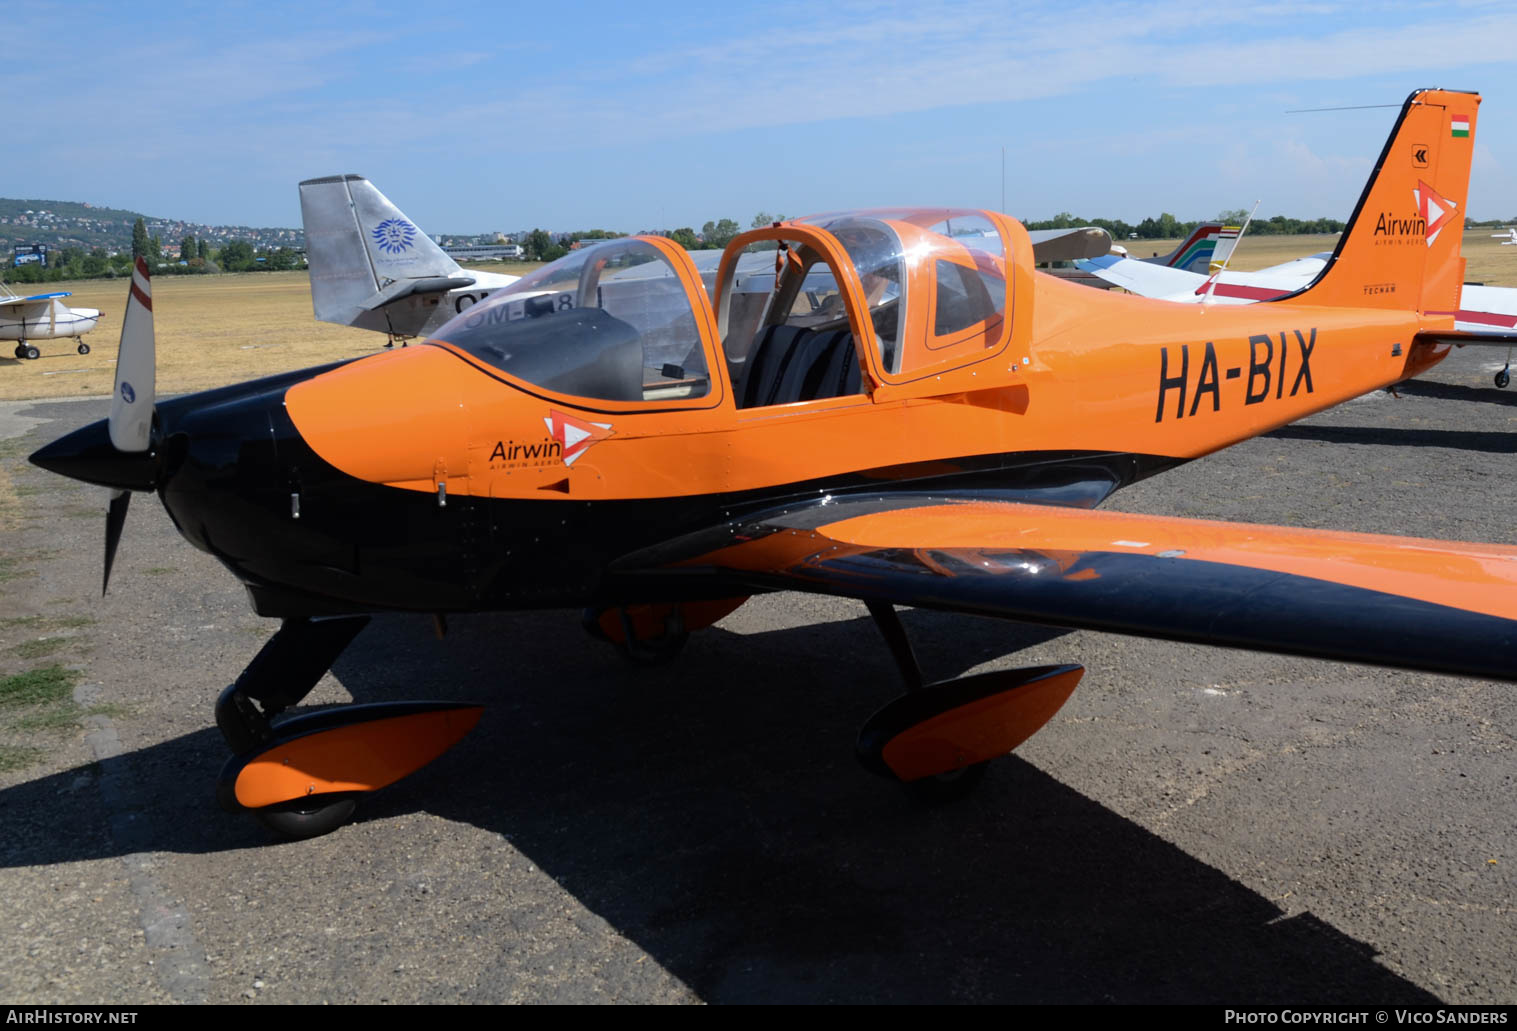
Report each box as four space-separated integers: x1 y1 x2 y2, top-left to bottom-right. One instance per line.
639 497 1517 683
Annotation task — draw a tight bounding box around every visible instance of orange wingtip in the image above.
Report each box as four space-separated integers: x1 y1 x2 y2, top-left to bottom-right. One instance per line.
864 664 1084 782
233 704 483 810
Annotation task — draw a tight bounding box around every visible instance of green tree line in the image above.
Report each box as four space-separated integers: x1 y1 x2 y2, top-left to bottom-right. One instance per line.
517 212 789 260
1023 210 1349 239
5 218 303 283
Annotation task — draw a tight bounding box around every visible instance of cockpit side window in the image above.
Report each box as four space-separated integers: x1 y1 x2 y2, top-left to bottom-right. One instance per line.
432 239 710 403
931 255 1006 344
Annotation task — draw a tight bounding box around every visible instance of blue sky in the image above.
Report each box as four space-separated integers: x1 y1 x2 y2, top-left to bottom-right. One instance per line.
7 0 1517 233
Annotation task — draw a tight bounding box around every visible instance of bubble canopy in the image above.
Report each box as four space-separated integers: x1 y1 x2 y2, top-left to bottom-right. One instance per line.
432 209 1016 408
432 237 713 403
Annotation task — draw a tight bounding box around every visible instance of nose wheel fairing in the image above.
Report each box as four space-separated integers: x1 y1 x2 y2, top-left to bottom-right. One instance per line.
217 702 483 809
211 616 482 838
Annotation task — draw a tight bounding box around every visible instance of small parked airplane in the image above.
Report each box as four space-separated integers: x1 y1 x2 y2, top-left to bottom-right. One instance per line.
0 283 101 359
31 88 1517 842
299 175 521 345
1493 228 1516 245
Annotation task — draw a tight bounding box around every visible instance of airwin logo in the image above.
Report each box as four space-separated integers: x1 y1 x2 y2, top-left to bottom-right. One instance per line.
544 410 613 467
372 218 417 255
1412 180 1458 248
1371 180 1458 249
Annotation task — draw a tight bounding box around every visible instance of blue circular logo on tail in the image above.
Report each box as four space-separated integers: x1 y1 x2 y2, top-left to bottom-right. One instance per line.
372 218 417 255
120 382 135 404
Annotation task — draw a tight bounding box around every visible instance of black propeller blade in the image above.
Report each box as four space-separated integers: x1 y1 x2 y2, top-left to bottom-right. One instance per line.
103 489 130 596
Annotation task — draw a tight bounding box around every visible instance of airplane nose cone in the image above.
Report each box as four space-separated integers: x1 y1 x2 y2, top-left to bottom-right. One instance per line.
29 418 159 492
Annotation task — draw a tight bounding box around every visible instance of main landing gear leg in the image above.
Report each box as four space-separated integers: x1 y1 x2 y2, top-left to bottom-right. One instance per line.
1496 347 1511 389
855 601 1085 803
582 597 749 665
214 616 483 840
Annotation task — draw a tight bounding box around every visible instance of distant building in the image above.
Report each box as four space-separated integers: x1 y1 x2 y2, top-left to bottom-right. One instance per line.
444 243 524 261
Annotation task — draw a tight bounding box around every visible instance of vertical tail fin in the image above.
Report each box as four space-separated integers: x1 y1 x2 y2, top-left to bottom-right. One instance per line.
1142 222 1228 272
1282 88 1479 315
298 175 465 325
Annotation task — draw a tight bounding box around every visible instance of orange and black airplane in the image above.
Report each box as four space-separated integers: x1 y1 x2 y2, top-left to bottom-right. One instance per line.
30 88 1517 839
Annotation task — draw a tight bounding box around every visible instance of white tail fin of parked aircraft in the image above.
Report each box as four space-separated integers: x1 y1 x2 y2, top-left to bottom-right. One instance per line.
299 175 520 343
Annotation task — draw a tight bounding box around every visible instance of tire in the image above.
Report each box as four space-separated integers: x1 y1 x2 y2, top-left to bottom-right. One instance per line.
77 343 90 355
254 797 357 840
23 345 39 360
901 761 989 804
615 629 689 665
1496 369 1510 389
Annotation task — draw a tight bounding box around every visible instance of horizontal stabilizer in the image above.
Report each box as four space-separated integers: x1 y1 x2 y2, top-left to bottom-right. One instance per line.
357 275 477 312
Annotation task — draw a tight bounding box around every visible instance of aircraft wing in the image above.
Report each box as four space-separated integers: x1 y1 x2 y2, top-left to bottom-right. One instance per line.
1076 256 1324 304
1438 284 1517 339
0 290 72 313
1027 227 1113 263
1073 255 1210 298
636 496 1517 683
1077 254 1517 338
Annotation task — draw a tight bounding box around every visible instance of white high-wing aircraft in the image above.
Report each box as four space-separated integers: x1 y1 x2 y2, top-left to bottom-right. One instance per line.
299 175 521 344
0 283 101 359
1075 251 1517 385
1494 228 1517 245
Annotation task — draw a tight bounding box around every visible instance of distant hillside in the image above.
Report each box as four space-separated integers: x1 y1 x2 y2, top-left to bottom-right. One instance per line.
0 197 302 255
0 197 149 223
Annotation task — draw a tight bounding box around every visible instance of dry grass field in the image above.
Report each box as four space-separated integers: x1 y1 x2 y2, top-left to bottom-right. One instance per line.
1137 227 1517 284
1 233 1512 403
0 272 374 402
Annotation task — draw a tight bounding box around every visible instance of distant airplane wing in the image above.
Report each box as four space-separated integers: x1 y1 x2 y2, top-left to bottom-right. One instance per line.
0 291 72 313
1027 227 1113 263
1439 284 1517 337
1078 254 1517 340
639 496 1517 683
1072 255 1209 298
1077 255 1330 304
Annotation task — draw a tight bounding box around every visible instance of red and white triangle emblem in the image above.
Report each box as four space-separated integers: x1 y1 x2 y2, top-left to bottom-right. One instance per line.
544 409 613 467
1412 179 1458 248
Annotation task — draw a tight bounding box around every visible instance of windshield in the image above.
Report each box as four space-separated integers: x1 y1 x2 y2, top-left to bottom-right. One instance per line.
432 239 710 402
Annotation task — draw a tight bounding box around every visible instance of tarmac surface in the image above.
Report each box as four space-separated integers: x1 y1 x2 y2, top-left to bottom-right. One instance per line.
1 344 1515 1004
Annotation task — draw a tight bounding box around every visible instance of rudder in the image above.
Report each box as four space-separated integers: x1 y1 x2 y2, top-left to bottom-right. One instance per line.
1281 88 1479 316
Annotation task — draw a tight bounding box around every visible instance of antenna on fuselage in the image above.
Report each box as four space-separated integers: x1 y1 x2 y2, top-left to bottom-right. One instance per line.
1202 199 1261 306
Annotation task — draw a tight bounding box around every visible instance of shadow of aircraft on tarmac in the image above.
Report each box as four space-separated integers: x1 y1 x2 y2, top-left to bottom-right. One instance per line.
0 607 1441 1003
